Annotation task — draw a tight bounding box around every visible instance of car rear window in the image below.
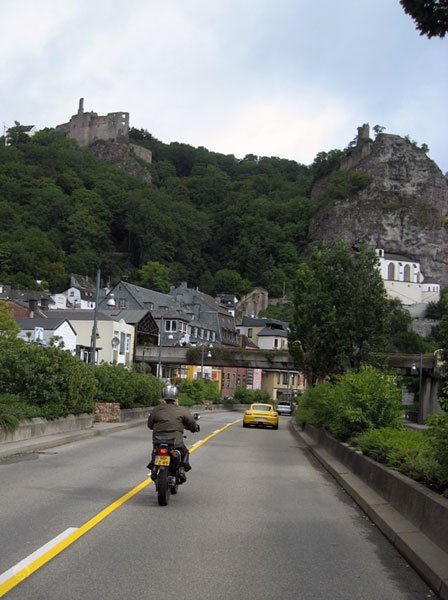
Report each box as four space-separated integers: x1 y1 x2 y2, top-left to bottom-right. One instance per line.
252 405 271 412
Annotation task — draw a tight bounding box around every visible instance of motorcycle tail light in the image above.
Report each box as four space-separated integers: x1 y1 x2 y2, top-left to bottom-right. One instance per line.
159 448 167 455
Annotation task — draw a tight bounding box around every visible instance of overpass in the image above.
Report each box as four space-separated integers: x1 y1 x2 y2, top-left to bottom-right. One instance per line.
135 346 441 422
134 345 295 370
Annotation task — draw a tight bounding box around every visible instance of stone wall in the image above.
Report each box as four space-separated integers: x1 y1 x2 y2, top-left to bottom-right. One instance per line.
93 402 120 423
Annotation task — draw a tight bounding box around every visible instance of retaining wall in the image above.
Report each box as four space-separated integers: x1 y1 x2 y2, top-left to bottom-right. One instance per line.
0 414 93 443
303 423 448 555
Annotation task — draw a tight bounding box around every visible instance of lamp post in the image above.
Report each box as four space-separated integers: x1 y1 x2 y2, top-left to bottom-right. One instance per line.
157 317 173 380
91 269 101 365
411 353 423 423
200 344 213 379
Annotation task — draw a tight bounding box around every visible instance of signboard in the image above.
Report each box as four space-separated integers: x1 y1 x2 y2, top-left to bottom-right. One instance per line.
402 391 415 406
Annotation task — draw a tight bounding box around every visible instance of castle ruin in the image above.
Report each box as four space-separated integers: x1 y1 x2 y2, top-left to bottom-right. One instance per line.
57 98 129 147
56 98 152 166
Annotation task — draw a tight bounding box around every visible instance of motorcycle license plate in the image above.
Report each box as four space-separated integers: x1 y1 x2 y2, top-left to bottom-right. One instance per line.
155 455 170 466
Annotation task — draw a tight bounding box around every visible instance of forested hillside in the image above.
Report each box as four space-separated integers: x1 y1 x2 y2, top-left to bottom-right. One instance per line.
0 127 320 296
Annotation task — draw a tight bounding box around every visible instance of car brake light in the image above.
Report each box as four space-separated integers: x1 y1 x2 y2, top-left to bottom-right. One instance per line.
270 413 277 417
160 448 167 455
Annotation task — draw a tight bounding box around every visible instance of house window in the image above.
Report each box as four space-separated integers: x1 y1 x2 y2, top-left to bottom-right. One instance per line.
282 372 289 385
274 338 279 349
119 298 127 309
165 320 177 332
120 332 126 354
248 328 253 338
125 334 131 353
277 373 280 384
226 373 230 387
211 331 216 342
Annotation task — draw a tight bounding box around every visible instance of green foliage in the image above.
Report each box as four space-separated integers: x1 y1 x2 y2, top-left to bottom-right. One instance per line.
426 413 448 485
0 393 43 433
0 300 20 339
289 240 390 379
296 366 403 441
92 363 161 408
355 422 448 495
233 387 271 404
178 379 221 406
0 338 98 418
400 0 448 38
137 261 172 293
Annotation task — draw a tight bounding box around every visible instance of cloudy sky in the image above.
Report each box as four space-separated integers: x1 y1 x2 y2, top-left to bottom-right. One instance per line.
1 0 447 172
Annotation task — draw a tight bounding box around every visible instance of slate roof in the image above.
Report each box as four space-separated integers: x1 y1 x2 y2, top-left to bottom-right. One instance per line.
15 317 76 334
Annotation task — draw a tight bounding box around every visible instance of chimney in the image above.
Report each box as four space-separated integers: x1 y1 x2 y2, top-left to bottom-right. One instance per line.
78 98 84 115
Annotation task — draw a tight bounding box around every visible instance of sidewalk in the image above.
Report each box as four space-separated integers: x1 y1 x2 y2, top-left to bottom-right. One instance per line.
0 418 147 461
291 421 448 600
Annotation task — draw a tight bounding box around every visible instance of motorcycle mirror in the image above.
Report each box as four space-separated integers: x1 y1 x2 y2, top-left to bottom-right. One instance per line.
194 413 201 420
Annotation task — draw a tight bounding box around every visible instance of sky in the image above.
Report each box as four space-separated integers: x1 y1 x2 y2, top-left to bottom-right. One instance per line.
1 0 447 173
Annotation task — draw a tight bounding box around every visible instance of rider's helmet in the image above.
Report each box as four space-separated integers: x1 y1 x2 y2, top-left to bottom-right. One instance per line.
162 383 178 403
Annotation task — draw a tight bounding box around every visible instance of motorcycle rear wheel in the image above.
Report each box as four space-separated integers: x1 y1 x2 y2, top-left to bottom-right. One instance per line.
157 469 170 506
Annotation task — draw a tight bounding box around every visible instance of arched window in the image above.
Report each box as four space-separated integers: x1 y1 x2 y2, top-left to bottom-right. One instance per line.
387 263 395 280
404 264 411 282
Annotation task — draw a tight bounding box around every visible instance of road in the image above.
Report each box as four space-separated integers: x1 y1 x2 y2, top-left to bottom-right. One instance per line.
0 412 435 599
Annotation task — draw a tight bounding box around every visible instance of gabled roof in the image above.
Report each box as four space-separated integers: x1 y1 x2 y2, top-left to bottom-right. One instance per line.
15 317 76 334
41 309 115 322
116 281 175 308
257 326 288 337
241 316 289 329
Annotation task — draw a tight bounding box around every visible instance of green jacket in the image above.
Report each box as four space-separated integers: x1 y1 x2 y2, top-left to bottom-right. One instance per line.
147 403 199 446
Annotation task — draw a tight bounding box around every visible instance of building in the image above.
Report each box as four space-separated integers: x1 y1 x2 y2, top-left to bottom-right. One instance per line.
50 274 98 310
375 249 440 306
42 310 135 366
237 316 290 350
14 317 77 353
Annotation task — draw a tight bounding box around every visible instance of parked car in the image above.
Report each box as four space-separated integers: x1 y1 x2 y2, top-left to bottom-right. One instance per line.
276 400 294 416
243 403 279 429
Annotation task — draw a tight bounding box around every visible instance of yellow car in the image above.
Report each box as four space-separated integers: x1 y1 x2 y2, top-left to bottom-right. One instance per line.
243 403 279 429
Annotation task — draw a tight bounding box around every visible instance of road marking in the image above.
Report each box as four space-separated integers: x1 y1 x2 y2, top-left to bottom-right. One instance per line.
0 528 78 586
0 417 241 598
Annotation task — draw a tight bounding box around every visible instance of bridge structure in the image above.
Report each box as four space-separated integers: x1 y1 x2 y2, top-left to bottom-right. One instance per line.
134 347 442 423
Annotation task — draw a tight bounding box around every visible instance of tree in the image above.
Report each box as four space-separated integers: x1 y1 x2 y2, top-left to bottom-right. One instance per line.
289 240 390 381
0 300 19 339
137 261 172 293
400 0 448 38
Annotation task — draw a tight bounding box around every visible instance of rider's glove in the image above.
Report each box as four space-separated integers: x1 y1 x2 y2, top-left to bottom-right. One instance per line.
196 424 201 432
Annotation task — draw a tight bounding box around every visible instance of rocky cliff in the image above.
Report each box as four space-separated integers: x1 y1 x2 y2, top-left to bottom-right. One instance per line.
308 132 448 288
89 140 153 185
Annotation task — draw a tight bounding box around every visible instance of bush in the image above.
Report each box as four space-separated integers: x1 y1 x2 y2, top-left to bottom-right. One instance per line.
297 366 403 441
354 426 447 496
426 413 448 487
178 379 221 406
0 338 98 418
233 387 272 404
92 363 161 408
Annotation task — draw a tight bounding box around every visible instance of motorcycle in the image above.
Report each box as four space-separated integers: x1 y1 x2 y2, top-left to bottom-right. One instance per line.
150 415 200 506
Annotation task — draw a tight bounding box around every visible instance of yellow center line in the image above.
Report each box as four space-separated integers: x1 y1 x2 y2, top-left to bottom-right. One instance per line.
0 418 241 598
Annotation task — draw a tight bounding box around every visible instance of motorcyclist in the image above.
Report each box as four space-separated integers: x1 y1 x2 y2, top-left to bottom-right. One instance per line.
147 383 200 483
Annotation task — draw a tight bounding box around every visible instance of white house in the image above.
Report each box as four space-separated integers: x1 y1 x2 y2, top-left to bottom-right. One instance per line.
14 318 77 354
375 249 440 306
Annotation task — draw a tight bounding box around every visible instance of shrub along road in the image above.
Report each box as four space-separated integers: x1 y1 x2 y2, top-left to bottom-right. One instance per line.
0 413 435 599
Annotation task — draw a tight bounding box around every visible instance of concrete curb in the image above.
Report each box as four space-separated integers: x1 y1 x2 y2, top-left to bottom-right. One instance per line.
290 421 448 600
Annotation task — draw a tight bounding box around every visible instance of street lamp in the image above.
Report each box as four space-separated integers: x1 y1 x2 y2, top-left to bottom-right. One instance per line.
200 344 213 379
411 353 423 423
157 317 173 380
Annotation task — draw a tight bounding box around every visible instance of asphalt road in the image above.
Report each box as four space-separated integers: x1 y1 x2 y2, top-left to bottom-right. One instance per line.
0 412 435 599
